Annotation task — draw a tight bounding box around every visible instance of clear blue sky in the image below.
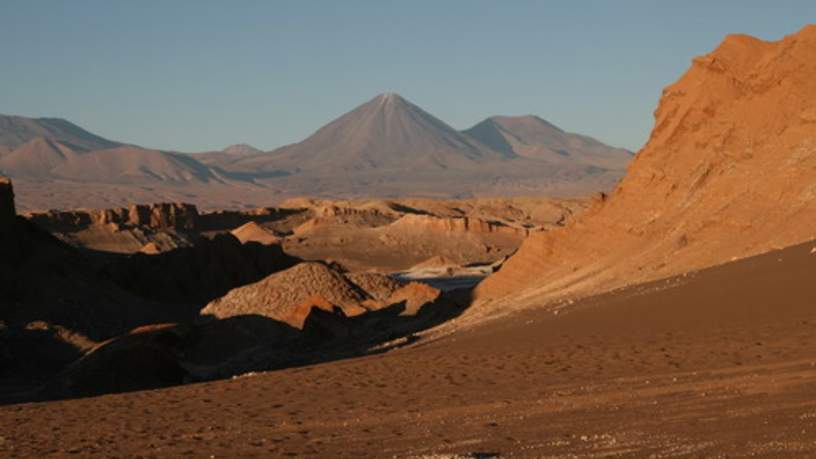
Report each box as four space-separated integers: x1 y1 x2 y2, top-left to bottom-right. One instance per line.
1 1 813 153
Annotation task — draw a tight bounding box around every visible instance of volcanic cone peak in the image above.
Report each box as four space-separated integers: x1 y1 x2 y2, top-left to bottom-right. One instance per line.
251 92 507 173
377 91 403 105
327 92 492 154
475 24 816 310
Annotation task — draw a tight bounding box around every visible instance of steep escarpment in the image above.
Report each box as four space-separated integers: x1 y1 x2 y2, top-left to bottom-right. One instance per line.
0 177 15 230
27 202 199 232
23 203 201 253
476 25 816 311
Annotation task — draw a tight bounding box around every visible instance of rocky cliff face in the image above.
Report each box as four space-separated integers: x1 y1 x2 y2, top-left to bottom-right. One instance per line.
126 203 199 230
475 25 816 311
0 177 15 231
26 202 199 232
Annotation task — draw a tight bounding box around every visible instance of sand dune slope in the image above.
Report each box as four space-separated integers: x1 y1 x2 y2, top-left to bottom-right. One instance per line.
1 237 814 457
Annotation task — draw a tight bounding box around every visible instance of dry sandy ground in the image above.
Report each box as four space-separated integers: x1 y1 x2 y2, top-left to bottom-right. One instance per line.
1 241 815 457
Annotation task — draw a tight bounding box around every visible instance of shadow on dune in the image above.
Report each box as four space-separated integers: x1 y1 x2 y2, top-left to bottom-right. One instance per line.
3 287 475 404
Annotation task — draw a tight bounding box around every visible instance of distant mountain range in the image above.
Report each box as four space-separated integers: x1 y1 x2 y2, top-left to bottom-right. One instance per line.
0 115 222 185
0 94 633 209
463 115 632 169
200 93 631 177
202 93 508 175
0 115 120 151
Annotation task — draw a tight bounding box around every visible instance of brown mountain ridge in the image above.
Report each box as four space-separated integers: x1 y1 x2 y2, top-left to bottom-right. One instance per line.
1 94 633 210
198 92 632 200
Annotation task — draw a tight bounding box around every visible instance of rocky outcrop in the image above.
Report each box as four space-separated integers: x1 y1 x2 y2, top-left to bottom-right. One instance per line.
201 262 370 328
202 262 442 328
0 177 15 231
126 203 198 230
475 25 816 311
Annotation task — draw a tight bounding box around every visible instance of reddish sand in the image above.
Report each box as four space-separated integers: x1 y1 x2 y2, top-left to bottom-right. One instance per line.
1 240 814 457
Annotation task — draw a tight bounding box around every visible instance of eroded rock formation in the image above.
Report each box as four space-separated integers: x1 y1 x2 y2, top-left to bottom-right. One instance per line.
26 202 199 232
476 25 816 312
202 262 441 328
